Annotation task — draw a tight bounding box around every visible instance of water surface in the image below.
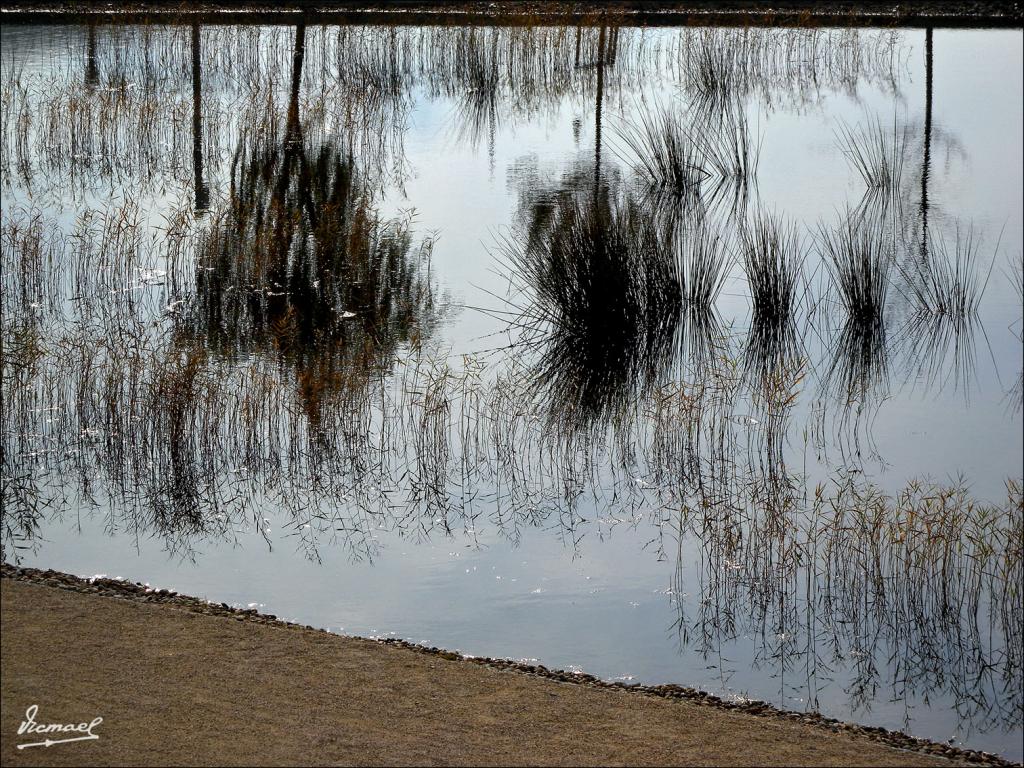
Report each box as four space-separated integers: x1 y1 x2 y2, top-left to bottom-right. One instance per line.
2 20 1022 759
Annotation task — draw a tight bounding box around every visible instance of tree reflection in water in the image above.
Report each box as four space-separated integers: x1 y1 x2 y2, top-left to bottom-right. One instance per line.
180 22 441 429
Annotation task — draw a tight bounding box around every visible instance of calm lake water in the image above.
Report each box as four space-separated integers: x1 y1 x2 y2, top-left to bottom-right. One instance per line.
2 20 1022 759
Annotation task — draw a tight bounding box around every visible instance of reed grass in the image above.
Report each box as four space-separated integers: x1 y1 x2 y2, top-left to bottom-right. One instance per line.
1 21 1018 736
500 186 682 424
612 101 707 195
836 113 910 192
739 211 804 385
613 98 759 204
897 225 993 317
819 210 891 325
741 211 803 326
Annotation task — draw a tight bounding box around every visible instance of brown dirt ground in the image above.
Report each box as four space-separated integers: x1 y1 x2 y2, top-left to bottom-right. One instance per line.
1 579 962 767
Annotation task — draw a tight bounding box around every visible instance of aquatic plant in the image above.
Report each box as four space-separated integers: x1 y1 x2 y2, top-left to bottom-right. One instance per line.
2 19 1020 749
836 113 911 192
740 212 801 315
817 210 894 405
612 101 707 195
739 211 804 383
678 221 732 312
613 97 759 205
819 210 892 326
897 224 994 317
501 184 682 425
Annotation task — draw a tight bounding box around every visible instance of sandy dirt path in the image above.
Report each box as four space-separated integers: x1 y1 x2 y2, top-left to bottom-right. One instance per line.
1 578 967 767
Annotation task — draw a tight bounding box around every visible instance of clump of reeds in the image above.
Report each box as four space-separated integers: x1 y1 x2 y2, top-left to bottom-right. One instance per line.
612 101 706 196
819 211 891 325
898 224 994 317
694 98 760 191
613 99 759 204
678 222 732 311
679 28 900 111
893 224 999 396
739 212 804 384
818 212 893 402
741 211 803 325
836 113 910 192
683 31 738 113
502 188 682 423
666 463 1022 728
187 131 440 406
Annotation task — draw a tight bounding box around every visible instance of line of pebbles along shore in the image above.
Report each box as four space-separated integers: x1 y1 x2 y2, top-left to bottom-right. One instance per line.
1 563 1017 767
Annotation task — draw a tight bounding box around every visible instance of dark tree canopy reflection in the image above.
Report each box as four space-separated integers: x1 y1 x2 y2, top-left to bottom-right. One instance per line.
182 136 439 420
178 20 443 420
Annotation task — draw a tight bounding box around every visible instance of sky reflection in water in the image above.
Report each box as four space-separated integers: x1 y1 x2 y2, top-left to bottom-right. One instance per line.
1 21 1022 759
